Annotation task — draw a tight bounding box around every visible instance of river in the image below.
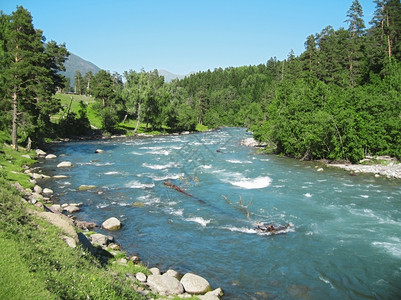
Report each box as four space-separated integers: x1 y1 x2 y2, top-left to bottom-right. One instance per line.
39 127 401 299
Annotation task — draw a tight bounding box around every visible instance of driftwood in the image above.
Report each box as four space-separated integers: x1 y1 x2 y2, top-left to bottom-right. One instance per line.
256 222 291 234
222 195 252 219
164 181 193 197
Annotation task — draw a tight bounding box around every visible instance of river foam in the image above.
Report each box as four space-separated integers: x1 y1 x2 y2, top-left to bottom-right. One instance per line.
229 176 272 189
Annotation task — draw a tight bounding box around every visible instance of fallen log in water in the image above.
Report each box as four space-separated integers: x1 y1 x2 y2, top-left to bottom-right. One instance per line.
163 181 193 197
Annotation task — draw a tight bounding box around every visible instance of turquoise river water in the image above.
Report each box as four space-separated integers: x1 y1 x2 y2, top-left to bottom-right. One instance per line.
39 127 401 299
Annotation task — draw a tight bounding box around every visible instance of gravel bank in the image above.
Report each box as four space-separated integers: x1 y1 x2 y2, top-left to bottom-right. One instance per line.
327 162 401 179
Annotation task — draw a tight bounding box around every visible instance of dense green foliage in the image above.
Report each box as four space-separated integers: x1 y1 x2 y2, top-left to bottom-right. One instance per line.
1 2 400 162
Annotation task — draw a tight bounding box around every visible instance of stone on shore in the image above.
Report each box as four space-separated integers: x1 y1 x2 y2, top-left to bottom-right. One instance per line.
136 272 147 282
101 217 121 230
50 204 63 213
75 220 97 230
35 149 47 157
62 236 77 248
57 161 72 168
63 205 81 213
35 211 77 240
149 267 161 275
42 188 53 195
89 233 109 247
180 273 212 294
165 269 181 279
33 185 43 194
31 173 45 180
77 185 96 191
147 274 184 295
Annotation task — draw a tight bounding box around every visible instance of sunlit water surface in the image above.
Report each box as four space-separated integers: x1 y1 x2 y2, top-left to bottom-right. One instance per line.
39 128 401 299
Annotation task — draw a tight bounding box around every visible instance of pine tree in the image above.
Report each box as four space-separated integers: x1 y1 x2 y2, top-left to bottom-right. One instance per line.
0 6 68 148
3 7 48 149
345 0 366 86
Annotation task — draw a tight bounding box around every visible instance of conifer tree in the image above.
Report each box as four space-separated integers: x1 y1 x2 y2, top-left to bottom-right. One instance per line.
0 6 68 148
346 0 366 86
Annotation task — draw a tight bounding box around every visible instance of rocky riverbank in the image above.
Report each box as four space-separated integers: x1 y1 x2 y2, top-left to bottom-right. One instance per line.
13 149 224 299
242 138 401 180
326 156 401 179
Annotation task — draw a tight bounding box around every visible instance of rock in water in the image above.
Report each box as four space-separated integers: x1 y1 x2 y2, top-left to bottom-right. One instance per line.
240 137 259 147
77 185 96 191
63 205 81 213
57 161 72 168
101 217 121 230
180 273 212 294
45 154 57 159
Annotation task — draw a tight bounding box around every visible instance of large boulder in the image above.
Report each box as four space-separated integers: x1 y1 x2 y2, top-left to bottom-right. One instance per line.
180 273 212 294
147 274 184 295
89 233 109 247
101 217 121 230
57 161 72 168
36 211 77 240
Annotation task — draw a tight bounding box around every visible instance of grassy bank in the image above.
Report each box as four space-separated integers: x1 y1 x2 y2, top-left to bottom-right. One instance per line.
0 145 150 299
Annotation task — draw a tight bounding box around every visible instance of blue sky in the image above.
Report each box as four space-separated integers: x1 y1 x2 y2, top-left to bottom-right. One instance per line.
2 0 376 75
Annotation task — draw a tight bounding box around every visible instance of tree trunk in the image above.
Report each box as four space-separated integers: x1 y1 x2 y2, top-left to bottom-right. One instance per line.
134 101 141 134
11 91 18 151
386 6 392 61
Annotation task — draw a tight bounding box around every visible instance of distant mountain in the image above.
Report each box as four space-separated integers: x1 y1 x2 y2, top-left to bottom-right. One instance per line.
62 53 101 85
158 69 189 82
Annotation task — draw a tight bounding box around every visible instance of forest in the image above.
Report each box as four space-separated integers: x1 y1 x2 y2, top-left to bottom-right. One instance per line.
1 0 400 163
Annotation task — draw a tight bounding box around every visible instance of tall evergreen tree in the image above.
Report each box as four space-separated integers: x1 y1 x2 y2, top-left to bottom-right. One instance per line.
345 0 366 86
1 6 68 149
346 0 365 37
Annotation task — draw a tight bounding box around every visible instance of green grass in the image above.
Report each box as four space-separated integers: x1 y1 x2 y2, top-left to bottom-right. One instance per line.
0 143 150 299
0 143 36 188
0 233 56 300
195 124 210 132
53 93 102 129
0 177 149 299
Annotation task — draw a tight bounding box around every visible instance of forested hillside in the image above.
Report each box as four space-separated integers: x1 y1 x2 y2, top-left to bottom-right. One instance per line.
169 0 401 162
1 1 400 163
